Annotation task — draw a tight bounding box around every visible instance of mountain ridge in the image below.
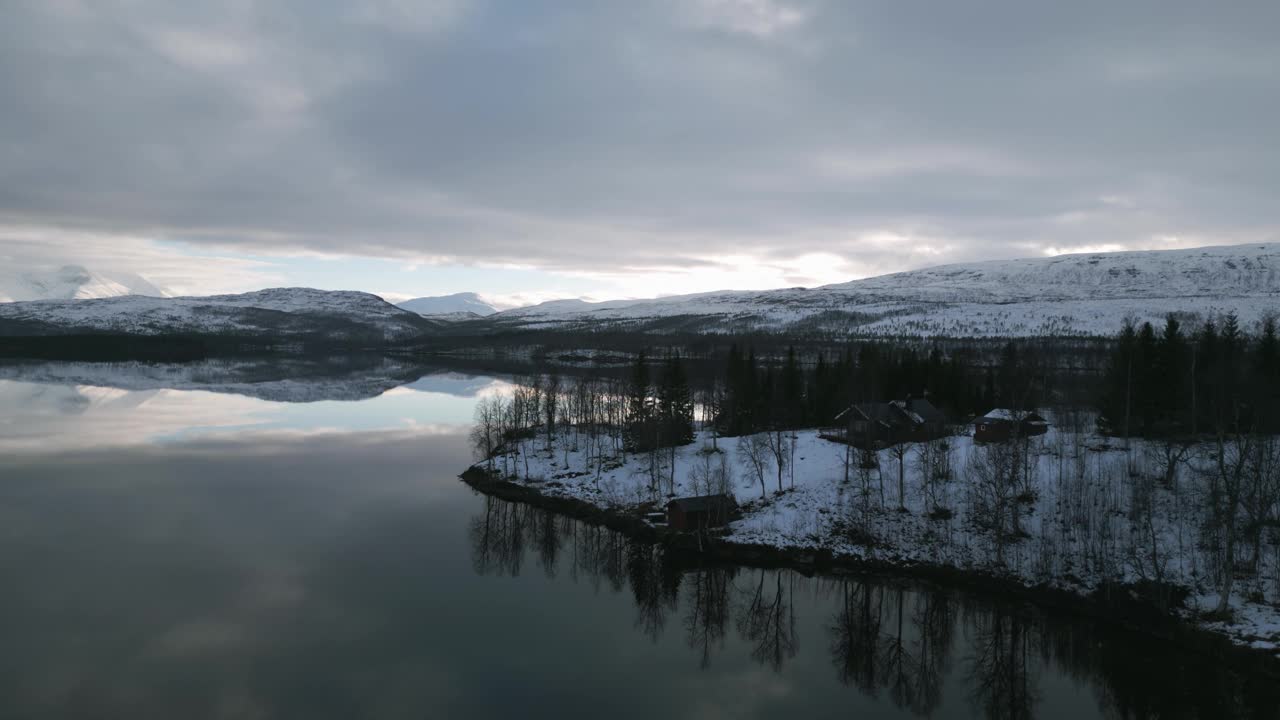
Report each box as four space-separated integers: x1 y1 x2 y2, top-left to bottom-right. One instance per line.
397 292 497 317
0 287 435 343
488 243 1280 337
3 244 1277 344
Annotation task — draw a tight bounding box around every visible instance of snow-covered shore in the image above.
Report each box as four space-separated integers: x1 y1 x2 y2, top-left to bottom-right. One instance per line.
468 421 1280 659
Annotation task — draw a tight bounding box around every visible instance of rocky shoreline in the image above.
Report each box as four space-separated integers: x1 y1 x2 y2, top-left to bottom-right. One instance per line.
460 465 1280 678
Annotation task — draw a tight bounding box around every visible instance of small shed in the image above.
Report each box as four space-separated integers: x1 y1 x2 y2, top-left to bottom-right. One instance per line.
974 409 1049 443
666 494 736 531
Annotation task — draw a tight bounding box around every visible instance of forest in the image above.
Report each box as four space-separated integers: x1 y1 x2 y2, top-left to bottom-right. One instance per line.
469 314 1280 634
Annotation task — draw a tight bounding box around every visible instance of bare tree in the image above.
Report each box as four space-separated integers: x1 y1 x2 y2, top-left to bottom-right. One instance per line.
544 372 561 451
915 436 954 513
690 445 733 497
1242 435 1280 579
763 427 791 493
1202 429 1252 614
738 433 771 500
470 395 503 471
966 439 1025 564
888 440 914 510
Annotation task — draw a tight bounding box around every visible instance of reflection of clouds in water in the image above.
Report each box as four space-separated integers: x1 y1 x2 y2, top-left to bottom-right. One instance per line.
0 430 476 719
0 377 492 453
149 618 254 658
0 381 271 452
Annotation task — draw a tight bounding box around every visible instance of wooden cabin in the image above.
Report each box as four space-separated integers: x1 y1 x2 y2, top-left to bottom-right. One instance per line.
973 409 1049 443
830 396 949 448
666 494 736 531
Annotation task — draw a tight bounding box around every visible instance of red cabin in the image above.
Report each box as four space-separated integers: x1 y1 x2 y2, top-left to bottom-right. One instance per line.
666 494 736 531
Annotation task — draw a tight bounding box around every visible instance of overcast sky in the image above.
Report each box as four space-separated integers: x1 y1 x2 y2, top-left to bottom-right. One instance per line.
2 0 1278 305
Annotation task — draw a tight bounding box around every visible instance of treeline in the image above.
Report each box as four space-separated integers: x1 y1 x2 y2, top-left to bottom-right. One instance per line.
718 342 1037 436
471 353 698 495
473 339 1057 473
1101 314 1280 436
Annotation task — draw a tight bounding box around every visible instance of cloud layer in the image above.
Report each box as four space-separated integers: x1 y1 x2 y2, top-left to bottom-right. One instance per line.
3 0 1278 290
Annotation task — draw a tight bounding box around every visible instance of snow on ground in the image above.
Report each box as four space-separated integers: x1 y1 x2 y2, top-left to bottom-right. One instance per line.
478 419 1280 656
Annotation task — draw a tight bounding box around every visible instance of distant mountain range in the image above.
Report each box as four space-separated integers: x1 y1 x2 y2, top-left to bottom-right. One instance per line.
396 292 497 317
0 265 167 302
0 287 436 343
487 243 1280 337
2 244 1277 346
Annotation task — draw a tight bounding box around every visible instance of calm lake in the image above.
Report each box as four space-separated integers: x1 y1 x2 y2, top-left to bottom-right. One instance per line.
0 361 1275 719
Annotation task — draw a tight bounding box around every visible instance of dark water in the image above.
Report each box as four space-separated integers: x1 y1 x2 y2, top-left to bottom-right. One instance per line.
0 368 1276 719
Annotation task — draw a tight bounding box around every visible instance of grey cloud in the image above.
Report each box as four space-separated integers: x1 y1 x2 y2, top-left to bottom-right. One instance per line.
2 0 1278 276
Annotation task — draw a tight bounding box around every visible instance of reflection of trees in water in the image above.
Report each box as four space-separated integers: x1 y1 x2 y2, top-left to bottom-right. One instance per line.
829 579 885 694
470 496 630 588
566 521 629 594
826 579 953 715
964 607 1038 720
466 497 1280 717
736 569 798 672
531 508 563 578
469 495 526 577
911 586 956 714
627 541 680 642
683 565 735 668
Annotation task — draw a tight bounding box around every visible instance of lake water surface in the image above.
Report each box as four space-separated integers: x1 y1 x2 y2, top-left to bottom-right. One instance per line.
0 362 1276 719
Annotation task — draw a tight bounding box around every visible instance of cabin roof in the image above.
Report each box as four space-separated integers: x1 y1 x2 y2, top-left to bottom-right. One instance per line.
902 397 946 424
978 409 1048 423
836 398 946 427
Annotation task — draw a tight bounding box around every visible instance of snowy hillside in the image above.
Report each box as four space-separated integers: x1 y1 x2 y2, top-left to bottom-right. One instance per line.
474 424 1280 655
0 265 167 302
0 287 435 343
489 243 1280 338
397 292 497 317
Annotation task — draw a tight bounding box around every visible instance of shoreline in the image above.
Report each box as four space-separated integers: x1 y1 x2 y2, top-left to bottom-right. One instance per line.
460 464 1280 679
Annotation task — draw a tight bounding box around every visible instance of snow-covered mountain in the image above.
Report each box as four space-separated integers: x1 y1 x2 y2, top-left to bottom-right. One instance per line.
0 287 436 343
0 265 167 302
487 243 1280 338
4 244 1276 345
397 292 497 317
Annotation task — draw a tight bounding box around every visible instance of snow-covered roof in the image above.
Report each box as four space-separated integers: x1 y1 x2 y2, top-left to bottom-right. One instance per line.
979 409 1048 423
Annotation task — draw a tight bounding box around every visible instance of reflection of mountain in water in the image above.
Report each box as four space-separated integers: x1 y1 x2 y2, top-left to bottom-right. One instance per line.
401 372 496 398
469 495 1280 718
0 358 495 403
